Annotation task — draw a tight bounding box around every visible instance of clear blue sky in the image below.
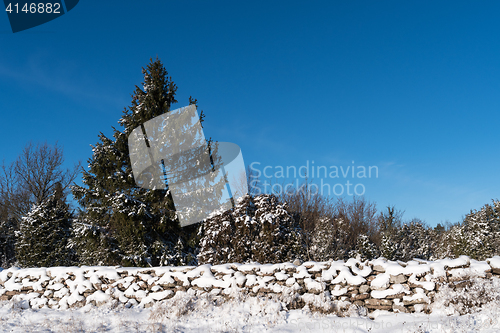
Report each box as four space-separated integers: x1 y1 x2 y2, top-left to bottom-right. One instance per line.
1 1 500 227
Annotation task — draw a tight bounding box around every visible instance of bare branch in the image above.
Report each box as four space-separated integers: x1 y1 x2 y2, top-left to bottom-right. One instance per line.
0 142 80 220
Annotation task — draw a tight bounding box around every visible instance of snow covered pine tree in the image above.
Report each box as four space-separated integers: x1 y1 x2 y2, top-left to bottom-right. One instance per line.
16 184 74 267
198 194 305 265
72 58 201 266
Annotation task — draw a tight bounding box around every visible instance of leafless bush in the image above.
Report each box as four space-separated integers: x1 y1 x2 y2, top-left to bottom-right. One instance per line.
335 196 378 252
1 141 80 220
434 276 500 315
277 180 379 261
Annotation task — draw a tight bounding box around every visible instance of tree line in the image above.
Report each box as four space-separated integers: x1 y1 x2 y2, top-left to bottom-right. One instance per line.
1 58 499 268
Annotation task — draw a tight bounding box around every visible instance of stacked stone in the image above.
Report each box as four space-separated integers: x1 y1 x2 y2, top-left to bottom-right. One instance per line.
1 255 499 313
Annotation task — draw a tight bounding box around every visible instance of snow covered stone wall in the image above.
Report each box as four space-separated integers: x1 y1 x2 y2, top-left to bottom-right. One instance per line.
1 255 500 314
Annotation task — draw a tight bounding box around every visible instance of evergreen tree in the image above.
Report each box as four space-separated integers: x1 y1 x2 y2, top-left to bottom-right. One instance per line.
396 220 432 261
252 194 305 263
435 222 465 259
1 142 78 266
15 184 74 267
378 206 403 260
458 203 500 260
309 216 351 261
350 233 379 261
379 219 433 261
72 58 200 266
0 218 16 267
198 194 306 265
197 206 235 264
434 201 500 260
309 216 336 261
329 218 351 260
489 201 500 255
379 232 398 260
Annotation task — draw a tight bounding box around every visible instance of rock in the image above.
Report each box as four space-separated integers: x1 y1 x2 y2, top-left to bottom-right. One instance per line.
370 273 390 290
392 303 408 313
365 298 392 306
403 298 428 306
150 285 162 292
365 304 392 311
373 265 385 273
346 286 358 294
293 259 303 266
359 285 370 294
386 292 406 300
144 302 154 308
351 293 369 301
389 274 407 284
69 300 86 308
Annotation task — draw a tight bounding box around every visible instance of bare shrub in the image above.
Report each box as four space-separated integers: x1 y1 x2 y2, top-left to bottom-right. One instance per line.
433 276 500 315
276 181 336 261
278 180 378 261
1 141 80 220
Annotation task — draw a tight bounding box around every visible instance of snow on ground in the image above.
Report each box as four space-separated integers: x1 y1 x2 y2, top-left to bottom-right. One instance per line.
2 256 500 332
1 290 500 332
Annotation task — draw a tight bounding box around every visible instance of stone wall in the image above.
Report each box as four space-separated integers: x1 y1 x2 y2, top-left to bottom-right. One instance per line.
1 255 499 313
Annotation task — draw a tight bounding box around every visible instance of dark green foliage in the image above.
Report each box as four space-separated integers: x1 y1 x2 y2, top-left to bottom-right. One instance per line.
69 216 120 266
198 194 306 265
309 216 350 261
0 218 16 267
351 233 379 261
72 58 199 266
0 142 78 267
252 195 306 263
379 217 434 261
15 188 74 267
378 206 403 260
445 202 500 261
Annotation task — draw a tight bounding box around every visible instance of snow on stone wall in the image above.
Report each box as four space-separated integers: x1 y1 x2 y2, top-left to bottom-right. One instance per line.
1 255 500 313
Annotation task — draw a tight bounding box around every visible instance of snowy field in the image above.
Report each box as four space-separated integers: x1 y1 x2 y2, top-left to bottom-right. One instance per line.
1 290 500 333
